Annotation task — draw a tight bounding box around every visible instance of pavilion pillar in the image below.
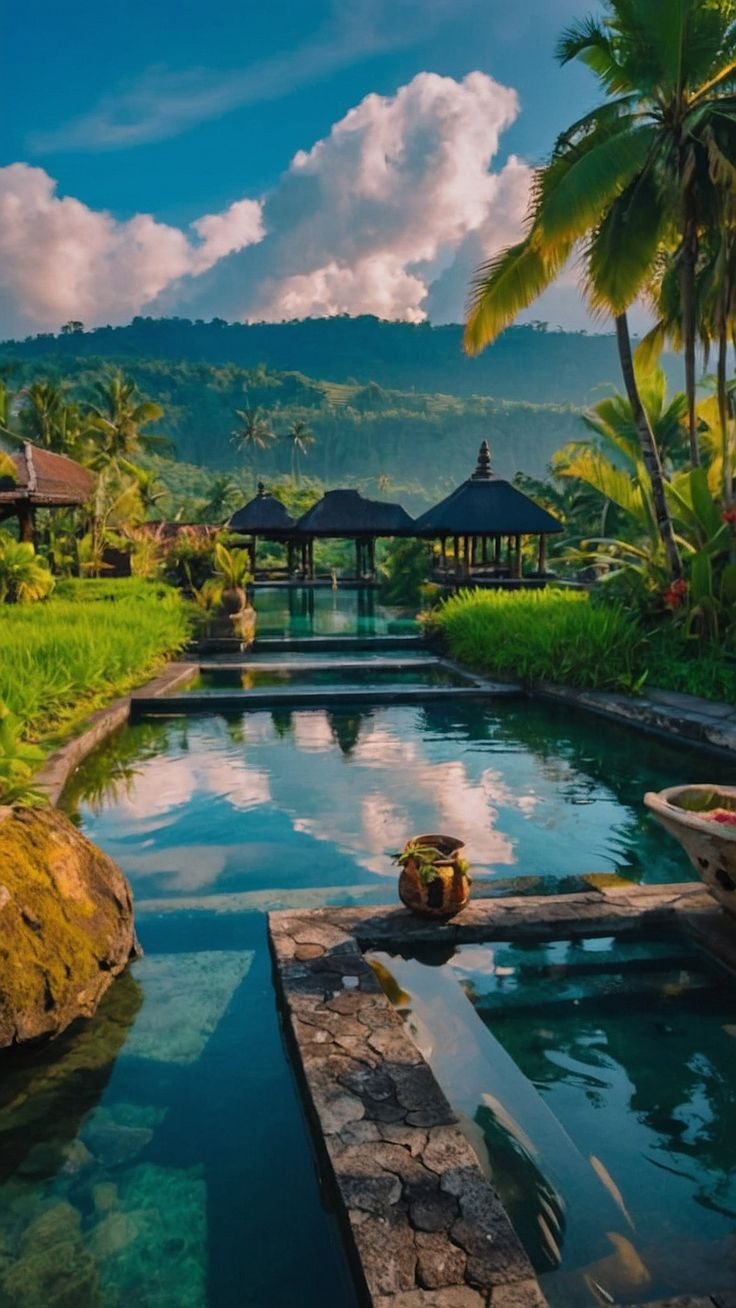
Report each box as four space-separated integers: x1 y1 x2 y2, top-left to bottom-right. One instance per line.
464 535 471 577
355 540 362 579
17 503 35 545
494 536 501 571
368 537 376 578
250 537 257 575
308 539 315 580
538 534 547 576
287 541 294 576
482 537 488 565
514 535 522 579
453 536 460 578
440 538 446 570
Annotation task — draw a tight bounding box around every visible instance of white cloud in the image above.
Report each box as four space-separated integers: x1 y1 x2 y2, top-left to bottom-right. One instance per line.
231 70 531 324
0 70 540 336
0 164 264 336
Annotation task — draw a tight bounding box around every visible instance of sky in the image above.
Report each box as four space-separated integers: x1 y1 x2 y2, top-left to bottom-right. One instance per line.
0 0 610 339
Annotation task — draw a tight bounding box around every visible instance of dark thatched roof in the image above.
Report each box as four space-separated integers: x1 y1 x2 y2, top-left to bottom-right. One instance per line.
295 488 414 537
0 443 95 509
414 441 563 537
228 483 296 536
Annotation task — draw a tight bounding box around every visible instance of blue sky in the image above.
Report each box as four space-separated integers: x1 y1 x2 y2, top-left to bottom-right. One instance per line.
1 0 604 336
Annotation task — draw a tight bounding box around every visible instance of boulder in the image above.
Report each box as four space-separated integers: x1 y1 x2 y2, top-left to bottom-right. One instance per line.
0 805 138 1048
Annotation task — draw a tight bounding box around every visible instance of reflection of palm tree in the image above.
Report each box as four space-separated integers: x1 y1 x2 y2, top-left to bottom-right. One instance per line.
270 709 294 739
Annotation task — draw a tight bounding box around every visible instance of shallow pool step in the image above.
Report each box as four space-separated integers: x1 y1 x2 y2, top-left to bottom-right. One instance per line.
130 682 522 717
193 634 427 654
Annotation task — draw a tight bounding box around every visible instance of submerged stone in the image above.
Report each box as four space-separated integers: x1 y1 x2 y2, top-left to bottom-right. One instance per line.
121 951 253 1065
0 805 138 1048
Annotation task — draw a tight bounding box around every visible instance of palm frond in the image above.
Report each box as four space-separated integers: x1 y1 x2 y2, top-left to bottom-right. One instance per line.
464 236 571 355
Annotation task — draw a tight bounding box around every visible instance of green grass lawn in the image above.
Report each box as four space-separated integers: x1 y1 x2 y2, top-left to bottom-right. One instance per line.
0 578 193 749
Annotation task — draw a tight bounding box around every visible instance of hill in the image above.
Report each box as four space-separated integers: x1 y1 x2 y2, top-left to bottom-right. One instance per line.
1 354 584 490
0 315 679 405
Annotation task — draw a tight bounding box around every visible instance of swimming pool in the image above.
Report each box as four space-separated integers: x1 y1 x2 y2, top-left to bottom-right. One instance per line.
370 934 736 1306
2 697 731 1307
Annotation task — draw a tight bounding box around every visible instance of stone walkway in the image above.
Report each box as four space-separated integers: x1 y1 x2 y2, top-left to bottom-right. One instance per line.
269 882 736 1308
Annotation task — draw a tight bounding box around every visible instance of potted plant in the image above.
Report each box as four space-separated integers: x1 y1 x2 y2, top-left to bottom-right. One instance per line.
393 833 470 918
644 784 736 914
212 543 256 646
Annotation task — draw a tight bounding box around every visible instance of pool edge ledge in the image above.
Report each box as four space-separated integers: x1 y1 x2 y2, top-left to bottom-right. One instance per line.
268 883 735 1308
268 908 546 1308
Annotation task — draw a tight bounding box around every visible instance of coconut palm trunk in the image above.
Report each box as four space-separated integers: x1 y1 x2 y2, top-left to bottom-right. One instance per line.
681 203 701 469
615 314 683 579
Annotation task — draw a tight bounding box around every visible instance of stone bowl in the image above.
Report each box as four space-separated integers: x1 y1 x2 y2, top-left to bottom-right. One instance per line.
644 784 736 914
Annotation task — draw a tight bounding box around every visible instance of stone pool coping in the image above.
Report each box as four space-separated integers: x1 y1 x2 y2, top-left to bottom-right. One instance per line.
539 683 736 759
268 882 736 1308
35 662 198 803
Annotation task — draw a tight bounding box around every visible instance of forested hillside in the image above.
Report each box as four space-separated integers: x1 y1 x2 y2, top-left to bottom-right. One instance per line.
0 315 678 405
1 354 583 486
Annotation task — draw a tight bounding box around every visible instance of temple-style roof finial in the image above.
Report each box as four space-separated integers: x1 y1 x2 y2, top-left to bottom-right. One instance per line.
257 480 266 497
471 439 493 481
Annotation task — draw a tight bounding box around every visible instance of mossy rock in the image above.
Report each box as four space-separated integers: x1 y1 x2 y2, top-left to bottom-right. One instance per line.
0 806 138 1048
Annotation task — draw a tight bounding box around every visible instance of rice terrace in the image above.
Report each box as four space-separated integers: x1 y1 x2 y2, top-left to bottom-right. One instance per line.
2 2 736 1306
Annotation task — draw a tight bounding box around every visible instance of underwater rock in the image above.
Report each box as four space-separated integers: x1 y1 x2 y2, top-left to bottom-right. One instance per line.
97 1163 207 1308
82 1122 154 1169
2 1201 100 1308
121 951 253 1064
0 805 139 1048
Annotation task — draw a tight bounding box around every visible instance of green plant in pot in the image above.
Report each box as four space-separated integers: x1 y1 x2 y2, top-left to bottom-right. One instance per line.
393 833 470 918
213 542 253 615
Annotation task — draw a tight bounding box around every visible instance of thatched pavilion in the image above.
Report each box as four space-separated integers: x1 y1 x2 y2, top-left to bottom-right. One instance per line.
228 483 297 575
294 489 415 581
0 442 95 543
415 441 563 585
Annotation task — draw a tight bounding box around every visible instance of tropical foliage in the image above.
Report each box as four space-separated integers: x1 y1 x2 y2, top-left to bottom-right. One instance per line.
466 0 736 578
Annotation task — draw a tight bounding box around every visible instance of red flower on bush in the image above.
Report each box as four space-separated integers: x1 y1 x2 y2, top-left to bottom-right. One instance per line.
722 505 736 526
663 578 688 610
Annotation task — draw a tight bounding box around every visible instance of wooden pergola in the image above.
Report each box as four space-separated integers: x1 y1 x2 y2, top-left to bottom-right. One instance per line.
0 442 95 543
414 441 563 585
292 489 415 582
228 483 298 576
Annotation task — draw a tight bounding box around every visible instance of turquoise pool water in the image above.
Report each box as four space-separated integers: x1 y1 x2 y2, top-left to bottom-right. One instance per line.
1 697 732 1306
372 936 736 1306
251 585 417 637
188 664 469 691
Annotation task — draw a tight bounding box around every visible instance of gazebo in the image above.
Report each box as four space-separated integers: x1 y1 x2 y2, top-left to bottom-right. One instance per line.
228 482 297 576
415 440 563 585
294 489 415 581
0 442 95 543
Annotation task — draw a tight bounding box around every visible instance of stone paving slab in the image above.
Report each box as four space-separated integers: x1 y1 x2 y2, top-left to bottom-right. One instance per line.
269 882 734 1308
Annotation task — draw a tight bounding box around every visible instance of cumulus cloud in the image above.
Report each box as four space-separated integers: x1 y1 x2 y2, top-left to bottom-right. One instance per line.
0 164 263 336
192 70 531 324
0 71 537 336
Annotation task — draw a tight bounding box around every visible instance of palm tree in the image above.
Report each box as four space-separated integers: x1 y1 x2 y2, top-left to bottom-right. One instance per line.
465 0 736 577
231 407 275 475
285 419 315 482
87 371 166 470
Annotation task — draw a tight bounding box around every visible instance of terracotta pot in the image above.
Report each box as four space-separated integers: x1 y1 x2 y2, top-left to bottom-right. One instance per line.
644 784 736 915
221 585 246 616
397 833 470 919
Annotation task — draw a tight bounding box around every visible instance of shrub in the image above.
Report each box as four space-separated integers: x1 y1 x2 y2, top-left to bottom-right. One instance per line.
429 588 647 692
0 540 55 604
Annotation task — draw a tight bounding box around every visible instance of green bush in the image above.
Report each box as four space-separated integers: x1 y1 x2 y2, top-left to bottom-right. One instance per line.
430 588 647 692
0 580 193 749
